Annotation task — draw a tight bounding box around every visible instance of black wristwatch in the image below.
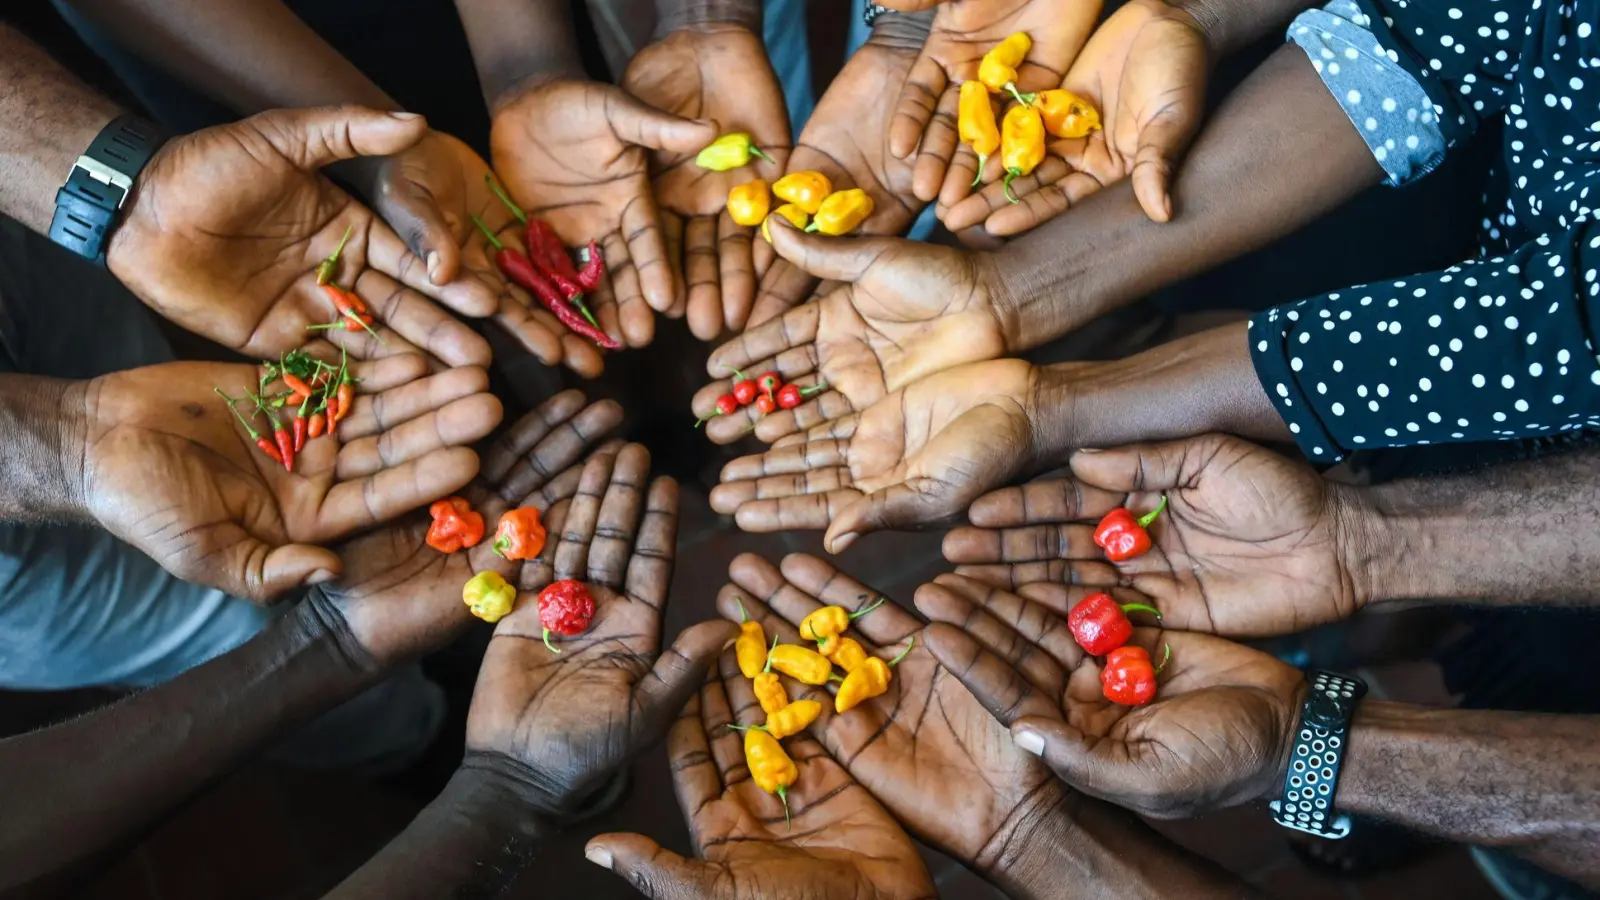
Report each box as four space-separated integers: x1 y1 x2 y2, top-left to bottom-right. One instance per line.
48 114 166 265
1270 670 1367 839
863 3 895 28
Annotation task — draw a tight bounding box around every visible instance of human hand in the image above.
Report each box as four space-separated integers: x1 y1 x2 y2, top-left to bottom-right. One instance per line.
309 390 624 670
713 553 1068 877
943 433 1367 638
464 443 737 815
941 0 1207 235
489 77 718 348
76 353 500 603
583 654 936 899
693 220 1011 445
622 23 791 340
108 106 495 367
710 359 1037 553
917 573 1306 818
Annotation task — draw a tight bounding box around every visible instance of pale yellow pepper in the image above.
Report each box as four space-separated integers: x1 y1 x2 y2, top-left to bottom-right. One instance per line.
696 132 773 171
804 189 874 236
734 599 768 679
1000 104 1047 205
762 203 809 243
835 637 915 714
768 641 835 685
773 171 832 215
462 570 516 623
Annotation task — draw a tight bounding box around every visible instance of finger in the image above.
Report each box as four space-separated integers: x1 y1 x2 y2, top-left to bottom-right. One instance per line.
659 211 688 320
922 621 1062 731
719 560 809 647
916 576 1079 683
747 259 817 328
585 834 715 900
587 444 651 590
824 478 967 554
716 210 757 332
491 291 568 369
632 620 740 748
602 231 655 349
318 446 479 535
335 392 502 480
248 105 427 170
480 389 586 479
485 396 625 501
951 560 1124 593
967 478 1128 529
337 364 490 440
622 476 679 611
684 216 723 340
719 646 772 728
912 85 963 202
518 497 570 592
1132 109 1199 225
310 352 427 396
381 183 463 285
758 389 854 444
704 304 820 382
719 438 848 480
767 217 894 283
700 672 745 783
664 692 723 834
607 90 718 154
1009 714 1147 806
938 523 1102 565
516 439 623 511
552 447 619 582
621 191 677 315
205 523 343 604
889 53 947 160
364 220 501 319
777 553 921 646
1066 441 1201 496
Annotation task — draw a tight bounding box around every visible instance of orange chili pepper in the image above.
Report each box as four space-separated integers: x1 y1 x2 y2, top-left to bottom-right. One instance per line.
491 507 547 561
727 179 772 227
772 171 832 216
426 496 485 554
1035 89 1102 139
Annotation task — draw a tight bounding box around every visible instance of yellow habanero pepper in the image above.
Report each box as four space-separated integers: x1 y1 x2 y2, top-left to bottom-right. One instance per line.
462 570 516 623
768 641 835 685
823 635 869 672
979 32 1035 105
835 637 915 714
773 171 832 216
804 189 874 236
1035 89 1102 139
761 203 809 243
1000 104 1047 205
726 179 771 227
754 671 789 715
734 598 768 679
744 728 799 827
696 132 773 172
800 597 886 644
958 81 1001 187
765 699 822 739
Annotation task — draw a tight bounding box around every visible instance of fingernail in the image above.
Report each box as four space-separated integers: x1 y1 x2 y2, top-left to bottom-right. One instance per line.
426 251 441 283
829 532 859 554
389 111 423 121
721 637 739 652
306 568 337 586
1014 729 1045 756
585 846 613 870
1076 447 1102 454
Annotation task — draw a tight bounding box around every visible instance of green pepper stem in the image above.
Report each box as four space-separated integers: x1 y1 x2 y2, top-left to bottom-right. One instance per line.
470 213 505 250
736 597 749 624
725 723 768 733
1003 169 1023 205
829 672 846 683
1136 495 1169 529
484 174 528 223
888 635 916 667
850 597 887 620
971 153 989 187
316 224 353 285
1004 83 1037 106
762 634 779 674
492 535 510 559
800 382 829 399
213 388 263 440
1120 602 1163 621
343 308 389 347
776 785 791 832
569 294 599 328
1153 642 1172 677
542 627 562 655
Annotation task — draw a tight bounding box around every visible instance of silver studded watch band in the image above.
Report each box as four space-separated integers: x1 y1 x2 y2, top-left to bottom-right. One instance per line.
1270 670 1367 839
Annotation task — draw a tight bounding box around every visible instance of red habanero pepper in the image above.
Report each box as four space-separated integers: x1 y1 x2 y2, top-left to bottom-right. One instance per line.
426 497 486 553
1094 495 1168 562
1100 644 1170 707
1067 592 1162 656
473 216 621 350
536 579 596 653
754 394 777 415
214 388 282 464
576 240 605 292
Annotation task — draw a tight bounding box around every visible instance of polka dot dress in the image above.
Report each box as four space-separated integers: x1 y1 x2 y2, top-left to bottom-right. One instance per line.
1253 0 1600 463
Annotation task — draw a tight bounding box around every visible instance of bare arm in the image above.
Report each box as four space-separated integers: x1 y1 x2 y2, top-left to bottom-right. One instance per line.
453 0 586 105
0 375 88 526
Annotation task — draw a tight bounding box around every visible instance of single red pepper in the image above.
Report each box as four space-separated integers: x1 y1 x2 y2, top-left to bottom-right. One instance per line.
1101 643 1170 707
536 579 596 653
472 215 620 350
1094 495 1168 562
757 372 781 398
695 393 741 428
307 410 327 439
253 401 294 474
776 382 826 410
282 372 313 400
731 368 759 406
321 283 368 316
1067 592 1162 656
426 496 486 553
492 507 547 560
576 240 605 291
754 394 777 415
292 395 310 453
214 388 283 465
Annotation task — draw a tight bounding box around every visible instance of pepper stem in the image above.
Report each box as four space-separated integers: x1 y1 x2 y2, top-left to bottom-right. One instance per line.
776 785 791 832
888 634 916 667
971 153 989 187
850 597 887 620
829 672 845 683
736 597 749 623
762 635 779 674
1004 83 1037 106
492 535 510 559
570 295 599 329
1136 495 1168 529
484 174 528 223
800 382 829 399
542 628 562 655
748 145 774 163
725 723 768 733
1120 602 1163 621
343 308 389 346
1003 169 1023 205
1153 642 1172 677
803 221 821 233
213 388 263 440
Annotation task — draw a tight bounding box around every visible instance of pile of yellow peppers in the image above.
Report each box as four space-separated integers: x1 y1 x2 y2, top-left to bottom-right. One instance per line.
958 32 1102 203
697 133 874 239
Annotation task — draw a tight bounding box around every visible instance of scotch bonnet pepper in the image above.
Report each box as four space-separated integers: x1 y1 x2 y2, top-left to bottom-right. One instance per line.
1101 643 1170 707
799 597 886 644
958 81 1001 186
491 507 547 561
804 189 874 235
822 635 869 671
763 699 821 740
537 579 596 654
834 637 915 713
427 497 485 554
979 32 1035 105
463 570 517 623
1036 89 1102 139
773 171 832 215
1094 495 1168 562
696 132 773 171
743 728 798 827
754 670 789 716
727 179 772 227
762 203 809 243
1001 104 1047 205
1067 592 1162 656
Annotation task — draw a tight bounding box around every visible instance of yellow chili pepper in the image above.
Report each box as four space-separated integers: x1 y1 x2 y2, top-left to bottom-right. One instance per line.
765 699 821 739
768 641 835 685
823 635 870 673
1035 89 1102 139
958 81 1001 187
800 597 887 644
734 598 768 679
835 637 915 714
1000 104 1047 205
462 570 516 624
804 189 874 236
744 728 799 827
696 132 773 172
978 32 1035 105
726 179 771 227
762 203 809 243
754 671 789 716
772 171 832 215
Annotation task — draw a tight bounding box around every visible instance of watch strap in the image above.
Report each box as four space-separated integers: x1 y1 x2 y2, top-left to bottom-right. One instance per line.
863 3 894 28
1270 670 1367 839
48 115 165 265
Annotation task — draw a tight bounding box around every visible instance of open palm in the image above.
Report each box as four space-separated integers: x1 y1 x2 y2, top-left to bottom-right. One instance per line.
943 433 1362 638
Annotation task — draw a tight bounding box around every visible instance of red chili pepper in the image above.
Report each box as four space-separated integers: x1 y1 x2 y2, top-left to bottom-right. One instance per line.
265 408 294 473
1101 644 1169 707
733 380 758 406
576 240 605 291
758 372 781 397
776 382 827 410
525 219 580 280
316 225 353 286
334 382 355 426
321 283 368 316
755 394 777 415
308 411 327 439
292 396 310 453
537 579 596 653
283 373 312 398
426 496 486 554
1094 496 1167 562
694 393 741 428
324 395 340 424
473 215 620 350
1067 592 1162 656
214 388 283 464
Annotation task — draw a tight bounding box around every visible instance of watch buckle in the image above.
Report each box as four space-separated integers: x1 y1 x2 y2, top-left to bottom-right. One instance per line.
72 155 134 208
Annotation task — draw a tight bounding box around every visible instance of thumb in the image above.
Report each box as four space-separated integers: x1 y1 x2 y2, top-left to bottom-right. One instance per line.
768 215 892 282
1130 109 1197 224
375 179 462 285
586 833 715 900
631 620 739 742
825 476 969 554
608 91 718 154
247 105 429 171
1011 715 1134 799
249 542 343 604
1067 438 1198 496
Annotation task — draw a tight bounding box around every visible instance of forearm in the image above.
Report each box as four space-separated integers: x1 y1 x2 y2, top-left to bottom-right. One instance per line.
323 756 558 899
62 0 395 113
1177 0 1322 58
454 0 585 106
991 45 1383 349
0 597 378 894
0 375 90 525
654 0 761 33
1338 701 1600 888
0 25 120 234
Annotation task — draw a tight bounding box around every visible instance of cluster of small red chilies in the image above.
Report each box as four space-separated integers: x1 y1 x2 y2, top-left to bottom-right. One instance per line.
698 368 825 426
214 348 356 474
474 175 618 350
305 226 386 343
1064 497 1172 707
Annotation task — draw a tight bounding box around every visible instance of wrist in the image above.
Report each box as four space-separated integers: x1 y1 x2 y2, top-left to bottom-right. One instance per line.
654 0 761 34
864 7 934 53
292 590 386 684
444 756 562 840
0 374 90 523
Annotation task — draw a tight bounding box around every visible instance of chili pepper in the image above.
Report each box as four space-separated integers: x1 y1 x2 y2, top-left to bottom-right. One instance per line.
835 638 915 714
215 388 283 464
1101 643 1170 707
958 81 1001 186
341 311 377 334
473 216 620 350
537 579 596 654
757 372 782 397
696 132 773 171
799 596 886 644
743 728 798 828
1035 89 1101 139
729 368 760 407
463 570 517 624
754 671 788 716
491 507 547 561
804 189 874 236
292 396 310 453
324 394 340 425
822 635 869 672
426 496 486 554
282 373 313 401
734 699 820 740
576 241 605 292
251 399 295 474
1067 592 1163 656
321 283 368 316
523 218 599 328
315 225 353 286
776 382 826 410
1001 104 1047 205
333 382 355 426
694 393 741 428
734 599 769 679
727 179 771 227
485 173 529 224
308 411 327 439
767 642 834 685
1094 495 1167 562
772 171 832 216
978 32 1035 105
762 203 810 243
754 394 777 415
